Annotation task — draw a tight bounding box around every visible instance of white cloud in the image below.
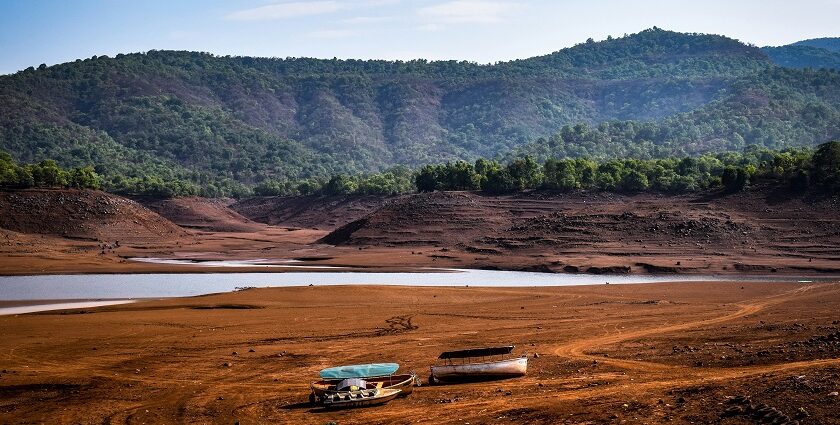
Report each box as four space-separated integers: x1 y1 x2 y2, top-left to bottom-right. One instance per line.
307 29 357 39
342 16 395 24
357 0 401 5
226 1 342 21
417 23 444 32
417 0 519 24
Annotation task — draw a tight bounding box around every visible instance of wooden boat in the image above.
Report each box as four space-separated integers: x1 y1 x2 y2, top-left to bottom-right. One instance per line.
311 372 418 400
321 387 402 409
429 346 528 383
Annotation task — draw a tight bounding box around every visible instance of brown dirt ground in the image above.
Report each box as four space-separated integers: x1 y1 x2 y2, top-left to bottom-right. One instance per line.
1 282 840 424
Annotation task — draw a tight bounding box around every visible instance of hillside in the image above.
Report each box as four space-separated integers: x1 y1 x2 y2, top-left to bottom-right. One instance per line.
793 37 840 52
2 28 839 196
316 189 840 274
0 189 186 242
763 45 840 70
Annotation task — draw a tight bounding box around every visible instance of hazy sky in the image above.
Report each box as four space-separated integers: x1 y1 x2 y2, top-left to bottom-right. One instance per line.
1 0 839 74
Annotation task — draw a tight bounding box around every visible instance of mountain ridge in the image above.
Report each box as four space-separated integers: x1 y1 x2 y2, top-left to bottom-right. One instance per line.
1 28 838 196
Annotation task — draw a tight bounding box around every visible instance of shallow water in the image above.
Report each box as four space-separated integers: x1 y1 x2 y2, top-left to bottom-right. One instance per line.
0 268 818 302
130 257 344 269
0 300 136 315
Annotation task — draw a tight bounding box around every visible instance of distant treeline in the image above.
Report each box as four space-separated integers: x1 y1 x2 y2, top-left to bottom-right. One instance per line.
0 152 102 190
274 141 840 196
2 142 838 197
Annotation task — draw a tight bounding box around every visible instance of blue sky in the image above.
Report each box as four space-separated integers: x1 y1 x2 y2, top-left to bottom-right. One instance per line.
1 0 839 75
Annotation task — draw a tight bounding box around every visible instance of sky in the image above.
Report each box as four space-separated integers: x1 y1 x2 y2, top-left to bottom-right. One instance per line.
1 0 839 75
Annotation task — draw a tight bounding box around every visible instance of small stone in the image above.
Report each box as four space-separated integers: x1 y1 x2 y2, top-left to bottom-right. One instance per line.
223 362 232 368
829 391 839 397
217 396 224 400
248 348 255 353
231 351 238 355
533 353 540 358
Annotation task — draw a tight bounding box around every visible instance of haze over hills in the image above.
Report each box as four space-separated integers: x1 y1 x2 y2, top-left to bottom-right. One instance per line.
1 28 839 196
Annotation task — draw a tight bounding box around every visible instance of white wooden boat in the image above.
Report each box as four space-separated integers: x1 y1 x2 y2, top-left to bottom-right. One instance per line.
430 346 528 383
321 387 402 409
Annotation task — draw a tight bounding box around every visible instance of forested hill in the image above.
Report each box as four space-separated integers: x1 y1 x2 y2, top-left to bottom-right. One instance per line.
763 37 840 70
793 37 840 52
1 28 839 196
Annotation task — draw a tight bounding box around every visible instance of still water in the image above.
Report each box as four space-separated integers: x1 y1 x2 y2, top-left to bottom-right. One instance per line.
0 268 813 302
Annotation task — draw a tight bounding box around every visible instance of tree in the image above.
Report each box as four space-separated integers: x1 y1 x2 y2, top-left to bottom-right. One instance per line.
322 174 358 195
543 159 579 191
68 166 102 189
31 160 67 187
482 168 516 194
811 141 840 191
620 169 650 192
721 166 749 192
506 156 542 190
440 161 480 190
415 165 439 192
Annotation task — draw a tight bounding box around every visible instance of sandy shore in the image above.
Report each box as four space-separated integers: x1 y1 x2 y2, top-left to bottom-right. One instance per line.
2 281 839 423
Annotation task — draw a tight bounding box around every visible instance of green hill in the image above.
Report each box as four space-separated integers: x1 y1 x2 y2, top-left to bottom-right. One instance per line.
763 45 840 70
793 37 840 52
1 28 838 196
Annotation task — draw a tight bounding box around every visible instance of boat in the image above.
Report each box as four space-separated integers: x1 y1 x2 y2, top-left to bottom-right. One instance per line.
429 345 528 383
320 378 402 409
311 373 418 400
318 363 399 379
309 363 418 404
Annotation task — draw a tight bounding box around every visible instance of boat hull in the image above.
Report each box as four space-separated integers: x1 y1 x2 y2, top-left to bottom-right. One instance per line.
322 388 401 409
431 356 528 382
311 373 417 399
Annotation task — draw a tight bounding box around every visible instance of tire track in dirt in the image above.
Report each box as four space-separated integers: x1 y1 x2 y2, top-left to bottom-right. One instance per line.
552 284 819 372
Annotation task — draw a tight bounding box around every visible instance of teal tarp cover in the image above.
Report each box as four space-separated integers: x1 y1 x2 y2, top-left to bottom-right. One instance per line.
319 363 399 379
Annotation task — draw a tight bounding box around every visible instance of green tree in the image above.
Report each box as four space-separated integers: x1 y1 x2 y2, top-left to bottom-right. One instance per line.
415 165 439 192
506 156 542 190
811 141 840 191
322 174 358 195
620 169 650 192
721 166 749 192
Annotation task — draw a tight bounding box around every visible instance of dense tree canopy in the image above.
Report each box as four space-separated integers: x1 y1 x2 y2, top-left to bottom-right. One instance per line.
2 29 839 197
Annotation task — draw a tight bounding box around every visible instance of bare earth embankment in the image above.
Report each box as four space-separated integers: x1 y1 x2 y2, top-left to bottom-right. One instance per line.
1 188 838 275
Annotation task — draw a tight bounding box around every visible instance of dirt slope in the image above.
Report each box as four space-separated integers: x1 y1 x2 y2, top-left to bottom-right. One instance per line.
232 194 390 229
0 189 186 243
139 197 264 232
320 189 840 274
